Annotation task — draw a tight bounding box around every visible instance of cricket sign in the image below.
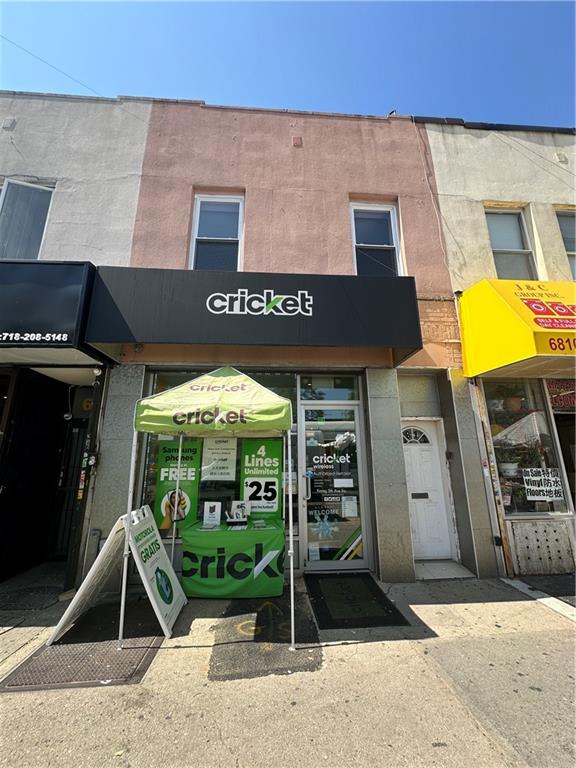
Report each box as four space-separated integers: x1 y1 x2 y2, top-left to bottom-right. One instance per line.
206 288 313 317
129 506 187 637
181 522 285 598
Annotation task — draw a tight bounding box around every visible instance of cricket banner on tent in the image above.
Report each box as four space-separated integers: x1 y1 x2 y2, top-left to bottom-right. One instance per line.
181 521 285 598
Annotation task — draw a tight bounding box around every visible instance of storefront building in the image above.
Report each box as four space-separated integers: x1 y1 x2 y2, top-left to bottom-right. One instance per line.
7 91 567 589
0 92 150 585
76 97 497 585
421 117 576 575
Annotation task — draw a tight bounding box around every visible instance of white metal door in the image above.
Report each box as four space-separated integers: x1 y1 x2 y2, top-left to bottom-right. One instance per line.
402 420 453 559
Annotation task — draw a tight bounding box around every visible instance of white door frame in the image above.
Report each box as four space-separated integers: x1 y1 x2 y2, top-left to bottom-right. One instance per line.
402 417 460 562
298 402 372 571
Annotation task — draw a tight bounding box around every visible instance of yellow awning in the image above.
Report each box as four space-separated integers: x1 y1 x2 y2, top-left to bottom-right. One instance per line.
460 279 576 378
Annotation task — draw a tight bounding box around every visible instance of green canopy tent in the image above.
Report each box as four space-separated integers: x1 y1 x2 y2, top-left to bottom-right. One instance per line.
123 367 296 648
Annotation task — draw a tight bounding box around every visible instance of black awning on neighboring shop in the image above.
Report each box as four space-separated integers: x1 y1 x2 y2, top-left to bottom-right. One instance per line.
0 260 106 367
85 267 423 365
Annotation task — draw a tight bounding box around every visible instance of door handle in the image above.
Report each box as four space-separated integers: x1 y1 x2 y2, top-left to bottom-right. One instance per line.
303 475 311 500
411 492 429 499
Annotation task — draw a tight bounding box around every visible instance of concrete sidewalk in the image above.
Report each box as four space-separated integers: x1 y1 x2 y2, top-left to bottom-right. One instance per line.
0 576 574 768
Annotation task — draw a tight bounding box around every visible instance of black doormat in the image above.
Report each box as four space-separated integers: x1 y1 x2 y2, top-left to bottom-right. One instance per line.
0 586 61 611
304 572 410 629
520 573 576 608
209 588 321 681
0 598 162 692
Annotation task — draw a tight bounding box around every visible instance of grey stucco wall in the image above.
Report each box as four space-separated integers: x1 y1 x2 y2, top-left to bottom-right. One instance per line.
424 124 575 290
79 365 145 576
366 368 415 582
0 93 150 266
398 374 441 418
440 369 500 578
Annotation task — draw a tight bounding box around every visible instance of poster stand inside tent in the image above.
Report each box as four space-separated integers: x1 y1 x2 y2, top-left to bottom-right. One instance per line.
120 367 296 651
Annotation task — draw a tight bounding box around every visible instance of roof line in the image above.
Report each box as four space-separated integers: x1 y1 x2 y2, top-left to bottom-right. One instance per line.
413 116 575 135
0 90 573 133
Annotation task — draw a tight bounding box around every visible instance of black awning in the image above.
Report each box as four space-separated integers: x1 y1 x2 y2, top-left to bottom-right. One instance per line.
86 267 422 366
0 260 104 366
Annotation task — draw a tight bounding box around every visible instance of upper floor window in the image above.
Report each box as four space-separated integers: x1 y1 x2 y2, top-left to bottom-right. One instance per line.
351 203 400 277
0 180 52 261
190 195 243 271
556 211 575 280
486 210 536 280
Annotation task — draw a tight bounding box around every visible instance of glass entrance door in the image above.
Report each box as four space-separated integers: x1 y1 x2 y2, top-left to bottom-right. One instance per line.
299 405 370 570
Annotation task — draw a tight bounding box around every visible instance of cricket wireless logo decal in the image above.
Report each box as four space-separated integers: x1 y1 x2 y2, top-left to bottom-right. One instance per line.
206 288 313 317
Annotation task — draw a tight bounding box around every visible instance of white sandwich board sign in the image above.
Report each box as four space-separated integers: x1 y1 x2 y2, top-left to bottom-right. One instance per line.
128 505 187 636
47 506 186 646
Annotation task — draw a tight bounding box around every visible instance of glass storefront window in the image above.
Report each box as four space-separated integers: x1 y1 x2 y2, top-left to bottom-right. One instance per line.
485 379 569 515
300 375 358 401
304 408 364 562
140 369 298 534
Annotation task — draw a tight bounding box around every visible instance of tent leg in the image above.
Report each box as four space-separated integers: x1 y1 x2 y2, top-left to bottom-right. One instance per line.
170 434 184 565
118 513 130 649
287 432 296 651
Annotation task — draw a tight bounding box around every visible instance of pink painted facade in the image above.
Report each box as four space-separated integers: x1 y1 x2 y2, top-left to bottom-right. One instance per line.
131 102 458 368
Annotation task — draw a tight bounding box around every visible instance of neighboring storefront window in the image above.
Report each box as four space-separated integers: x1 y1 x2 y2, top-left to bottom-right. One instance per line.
485 379 569 515
547 379 576 506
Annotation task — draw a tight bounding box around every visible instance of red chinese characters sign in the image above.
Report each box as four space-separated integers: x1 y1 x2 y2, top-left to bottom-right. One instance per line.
547 379 576 412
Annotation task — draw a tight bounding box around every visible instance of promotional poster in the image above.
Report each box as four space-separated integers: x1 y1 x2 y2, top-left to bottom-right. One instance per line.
154 438 202 530
240 438 283 517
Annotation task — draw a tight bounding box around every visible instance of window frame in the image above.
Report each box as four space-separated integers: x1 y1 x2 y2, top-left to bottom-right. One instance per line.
556 210 576 280
188 193 244 272
0 178 54 261
349 202 403 277
485 208 537 280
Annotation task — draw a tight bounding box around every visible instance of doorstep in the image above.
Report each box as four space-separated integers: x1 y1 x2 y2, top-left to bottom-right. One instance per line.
415 560 476 580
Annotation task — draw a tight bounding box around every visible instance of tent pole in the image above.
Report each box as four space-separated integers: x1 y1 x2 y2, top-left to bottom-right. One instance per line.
118 513 131 649
282 436 287 524
287 430 296 651
119 428 139 649
170 434 184 565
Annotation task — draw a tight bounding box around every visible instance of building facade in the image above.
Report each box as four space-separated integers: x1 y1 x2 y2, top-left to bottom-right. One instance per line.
421 117 575 575
0 92 573 591
0 93 150 584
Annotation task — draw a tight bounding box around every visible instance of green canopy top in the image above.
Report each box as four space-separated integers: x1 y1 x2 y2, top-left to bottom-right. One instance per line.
134 367 293 436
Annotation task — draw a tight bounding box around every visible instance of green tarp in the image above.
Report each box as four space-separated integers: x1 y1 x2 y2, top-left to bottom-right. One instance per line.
134 367 292 436
181 521 285 598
